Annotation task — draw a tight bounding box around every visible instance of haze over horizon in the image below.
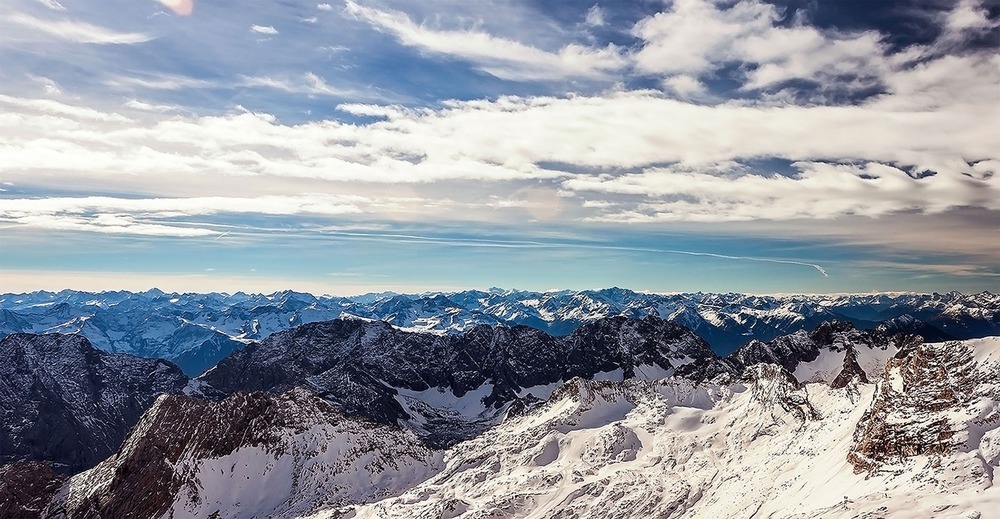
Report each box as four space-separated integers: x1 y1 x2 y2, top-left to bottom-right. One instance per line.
1 0 998 295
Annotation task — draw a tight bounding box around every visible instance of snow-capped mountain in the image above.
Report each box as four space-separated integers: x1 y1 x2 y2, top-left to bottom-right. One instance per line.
43 389 440 519
19 333 997 519
196 315 721 447
331 337 999 519
0 333 188 473
2 288 997 375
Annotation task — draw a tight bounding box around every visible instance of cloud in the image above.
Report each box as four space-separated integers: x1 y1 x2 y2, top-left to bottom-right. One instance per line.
124 99 182 113
157 0 194 16
5 12 153 44
317 3 333 11
239 72 363 97
251 24 278 35
631 0 888 93
35 0 65 11
1 48 996 212
28 75 62 95
564 161 998 222
939 0 999 45
0 194 372 238
0 194 368 219
105 73 217 90
7 214 216 237
584 5 605 27
343 0 626 81
663 74 706 98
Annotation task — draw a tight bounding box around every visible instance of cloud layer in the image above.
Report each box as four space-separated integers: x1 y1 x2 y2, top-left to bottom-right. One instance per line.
0 0 997 291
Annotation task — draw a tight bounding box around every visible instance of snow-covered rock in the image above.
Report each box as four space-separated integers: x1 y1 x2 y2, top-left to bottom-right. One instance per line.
195 315 722 447
2 289 996 373
44 388 441 519
327 337 1000 519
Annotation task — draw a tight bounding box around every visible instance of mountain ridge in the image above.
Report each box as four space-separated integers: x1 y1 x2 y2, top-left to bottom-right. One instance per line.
3 288 996 376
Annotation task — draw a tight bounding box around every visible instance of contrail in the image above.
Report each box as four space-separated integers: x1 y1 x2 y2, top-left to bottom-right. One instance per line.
185 221 829 277
213 230 231 241
650 248 828 277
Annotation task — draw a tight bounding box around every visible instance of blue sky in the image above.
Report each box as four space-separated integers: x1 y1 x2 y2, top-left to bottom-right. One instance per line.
0 0 997 295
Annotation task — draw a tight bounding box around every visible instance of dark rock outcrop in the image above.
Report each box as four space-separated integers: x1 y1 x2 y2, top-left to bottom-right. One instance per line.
730 320 907 375
830 347 870 389
197 315 723 445
0 334 188 473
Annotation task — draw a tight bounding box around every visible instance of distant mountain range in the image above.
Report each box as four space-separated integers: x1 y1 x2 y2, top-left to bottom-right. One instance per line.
2 288 997 375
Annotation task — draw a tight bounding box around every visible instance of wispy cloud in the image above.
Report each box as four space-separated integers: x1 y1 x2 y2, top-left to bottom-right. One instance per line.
124 99 182 113
34 0 66 12
251 24 279 35
343 0 626 81
5 13 153 44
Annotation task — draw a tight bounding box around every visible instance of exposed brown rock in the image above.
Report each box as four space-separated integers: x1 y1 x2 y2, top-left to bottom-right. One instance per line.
0 461 66 519
830 348 870 389
45 389 364 519
848 341 978 474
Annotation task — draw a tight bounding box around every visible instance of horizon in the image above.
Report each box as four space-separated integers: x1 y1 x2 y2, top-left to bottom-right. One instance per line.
1 0 998 295
1 284 993 301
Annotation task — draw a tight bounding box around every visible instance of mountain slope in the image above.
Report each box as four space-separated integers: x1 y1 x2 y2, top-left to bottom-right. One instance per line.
0 334 188 473
196 315 722 447
330 337 999 519
44 389 440 519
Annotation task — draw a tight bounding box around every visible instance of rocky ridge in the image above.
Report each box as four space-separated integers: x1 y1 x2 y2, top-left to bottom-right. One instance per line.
0 333 188 473
3 288 996 374
196 315 722 447
44 389 439 519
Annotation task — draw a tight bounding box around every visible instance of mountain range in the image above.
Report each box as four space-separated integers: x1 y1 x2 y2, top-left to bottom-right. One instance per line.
1 318 996 518
1 287 998 518
2 288 997 376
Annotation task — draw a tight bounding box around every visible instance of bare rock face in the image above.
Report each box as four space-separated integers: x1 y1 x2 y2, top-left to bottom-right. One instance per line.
830 347 870 389
195 316 724 447
848 341 981 473
0 461 66 519
730 321 905 376
45 388 439 519
0 333 188 473
744 364 820 434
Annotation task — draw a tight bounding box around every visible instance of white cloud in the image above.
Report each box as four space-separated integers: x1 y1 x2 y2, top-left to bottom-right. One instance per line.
106 73 216 90
631 0 886 91
585 5 605 27
317 3 333 11
0 94 131 122
28 75 62 95
251 24 279 35
302 16 318 24
35 0 66 11
564 161 999 222
124 99 181 113
0 38 995 228
343 0 625 81
0 194 366 218
239 72 360 97
7 214 216 237
5 12 153 44
663 75 706 98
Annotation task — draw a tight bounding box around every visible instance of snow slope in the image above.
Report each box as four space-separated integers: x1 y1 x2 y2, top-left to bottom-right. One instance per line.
315 337 1000 519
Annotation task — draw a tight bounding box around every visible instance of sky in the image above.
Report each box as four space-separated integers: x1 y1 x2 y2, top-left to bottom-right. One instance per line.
0 0 998 296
